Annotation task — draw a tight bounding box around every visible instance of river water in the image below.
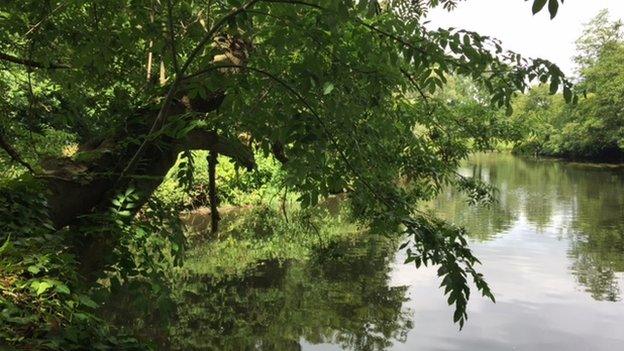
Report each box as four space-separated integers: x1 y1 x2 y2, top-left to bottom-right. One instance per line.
171 153 624 350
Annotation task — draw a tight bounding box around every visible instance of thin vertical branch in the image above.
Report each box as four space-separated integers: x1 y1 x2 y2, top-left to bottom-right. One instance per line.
159 58 167 85
146 44 154 81
146 3 155 81
208 150 220 235
166 0 180 75
281 186 289 223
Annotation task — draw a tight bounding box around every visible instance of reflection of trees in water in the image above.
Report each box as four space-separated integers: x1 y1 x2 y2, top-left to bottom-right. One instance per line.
568 223 624 302
170 237 412 351
433 153 624 301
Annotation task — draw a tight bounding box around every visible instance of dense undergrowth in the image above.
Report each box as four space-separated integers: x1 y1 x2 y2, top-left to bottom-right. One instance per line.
0 179 145 350
183 204 359 277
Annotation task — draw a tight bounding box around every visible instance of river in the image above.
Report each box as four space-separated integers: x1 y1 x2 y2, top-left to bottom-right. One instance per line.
165 153 624 350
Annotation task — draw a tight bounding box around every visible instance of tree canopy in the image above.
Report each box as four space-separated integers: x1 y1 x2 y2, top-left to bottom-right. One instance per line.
1 0 573 348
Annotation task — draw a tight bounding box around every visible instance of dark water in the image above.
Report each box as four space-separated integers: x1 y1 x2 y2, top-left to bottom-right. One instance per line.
171 153 624 350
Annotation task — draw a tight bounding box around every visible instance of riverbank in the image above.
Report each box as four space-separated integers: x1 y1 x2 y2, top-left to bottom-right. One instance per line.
180 203 362 277
512 152 624 167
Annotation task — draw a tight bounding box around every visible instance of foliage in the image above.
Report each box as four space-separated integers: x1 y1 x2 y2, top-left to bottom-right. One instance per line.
512 10 624 161
171 232 410 351
573 9 623 74
102 201 369 348
0 179 145 350
183 203 358 277
154 151 282 210
402 215 494 328
0 0 576 344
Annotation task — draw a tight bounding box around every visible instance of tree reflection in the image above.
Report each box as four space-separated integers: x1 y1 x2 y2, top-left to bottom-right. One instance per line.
170 237 412 350
432 153 624 302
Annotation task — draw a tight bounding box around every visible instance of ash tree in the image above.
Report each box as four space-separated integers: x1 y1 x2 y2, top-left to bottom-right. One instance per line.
0 0 572 329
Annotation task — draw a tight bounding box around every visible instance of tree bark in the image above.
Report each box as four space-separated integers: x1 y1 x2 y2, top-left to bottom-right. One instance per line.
208 150 220 235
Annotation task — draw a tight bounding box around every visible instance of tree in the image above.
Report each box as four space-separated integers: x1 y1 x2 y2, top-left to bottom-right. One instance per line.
574 9 623 76
581 40 624 155
511 9 624 161
0 0 570 334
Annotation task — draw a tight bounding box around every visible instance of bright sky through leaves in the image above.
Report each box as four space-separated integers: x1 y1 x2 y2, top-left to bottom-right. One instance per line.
427 0 624 76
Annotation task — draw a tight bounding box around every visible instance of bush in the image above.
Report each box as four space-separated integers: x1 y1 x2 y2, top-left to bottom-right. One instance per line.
0 178 144 350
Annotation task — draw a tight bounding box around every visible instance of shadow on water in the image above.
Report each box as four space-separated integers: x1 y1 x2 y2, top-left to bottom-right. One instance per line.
169 236 412 351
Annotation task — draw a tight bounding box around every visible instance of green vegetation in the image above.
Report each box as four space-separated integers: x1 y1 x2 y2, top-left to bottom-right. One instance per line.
0 181 145 349
183 204 360 277
511 9 624 161
0 0 575 349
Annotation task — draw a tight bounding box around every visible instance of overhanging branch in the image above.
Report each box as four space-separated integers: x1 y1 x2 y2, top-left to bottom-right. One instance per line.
0 52 70 69
0 133 36 173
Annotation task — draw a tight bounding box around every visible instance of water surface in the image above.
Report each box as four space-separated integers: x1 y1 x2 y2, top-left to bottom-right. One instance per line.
175 153 624 350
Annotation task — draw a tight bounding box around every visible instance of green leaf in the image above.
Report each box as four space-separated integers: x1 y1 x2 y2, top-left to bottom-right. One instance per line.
532 0 547 15
323 82 335 95
453 307 464 323
78 295 99 309
505 103 514 116
0 235 12 256
54 282 71 295
548 0 559 19
34 281 53 296
27 265 41 275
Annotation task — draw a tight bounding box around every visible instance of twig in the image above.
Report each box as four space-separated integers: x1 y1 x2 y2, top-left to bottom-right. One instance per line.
24 1 68 37
187 64 398 210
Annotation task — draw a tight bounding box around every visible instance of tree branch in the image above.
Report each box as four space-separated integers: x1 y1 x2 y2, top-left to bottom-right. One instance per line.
0 133 36 173
116 0 261 185
258 0 429 56
166 0 180 75
188 63 397 209
261 0 322 9
0 52 70 69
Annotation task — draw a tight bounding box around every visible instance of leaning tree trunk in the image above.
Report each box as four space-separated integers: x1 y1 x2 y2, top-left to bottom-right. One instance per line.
40 88 255 280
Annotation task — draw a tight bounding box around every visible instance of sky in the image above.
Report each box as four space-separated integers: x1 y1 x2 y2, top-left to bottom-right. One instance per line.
426 0 624 76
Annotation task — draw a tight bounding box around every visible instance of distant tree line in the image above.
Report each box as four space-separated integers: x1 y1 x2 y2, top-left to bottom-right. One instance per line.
512 9 624 162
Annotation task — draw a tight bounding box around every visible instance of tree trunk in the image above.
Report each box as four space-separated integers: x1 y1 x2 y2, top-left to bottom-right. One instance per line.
208 150 220 235
39 89 255 279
